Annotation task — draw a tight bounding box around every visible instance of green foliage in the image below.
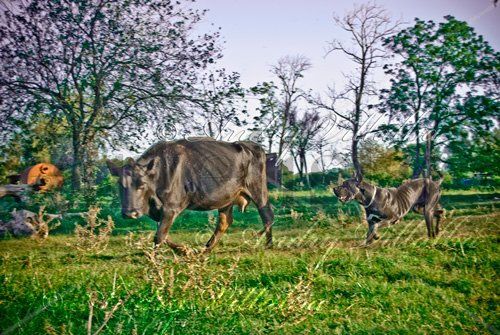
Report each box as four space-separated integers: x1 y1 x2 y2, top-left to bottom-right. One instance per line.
0 114 70 183
192 69 248 138
359 140 411 186
381 16 499 175
447 130 500 179
283 169 344 190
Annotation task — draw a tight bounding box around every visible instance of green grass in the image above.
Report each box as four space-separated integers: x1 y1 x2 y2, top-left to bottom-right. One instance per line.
0 190 499 334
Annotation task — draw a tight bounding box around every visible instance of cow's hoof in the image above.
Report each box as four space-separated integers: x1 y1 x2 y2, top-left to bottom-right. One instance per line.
254 229 265 238
373 234 380 240
364 239 374 246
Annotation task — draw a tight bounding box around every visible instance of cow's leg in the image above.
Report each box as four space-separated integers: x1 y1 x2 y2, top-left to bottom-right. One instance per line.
256 203 274 247
155 209 189 254
424 207 435 238
205 205 233 253
434 204 444 236
246 179 274 247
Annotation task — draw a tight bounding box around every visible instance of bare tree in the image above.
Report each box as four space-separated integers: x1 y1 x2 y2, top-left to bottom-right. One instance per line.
312 3 400 178
289 109 324 188
249 82 281 153
312 124 340 175
191 69 247 139
271 55 312 160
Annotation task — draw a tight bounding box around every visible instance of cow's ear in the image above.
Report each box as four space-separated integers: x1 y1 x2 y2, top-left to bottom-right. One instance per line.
145 157 160 177
106 159 121 177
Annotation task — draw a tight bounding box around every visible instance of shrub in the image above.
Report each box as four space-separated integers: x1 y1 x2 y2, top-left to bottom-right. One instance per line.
74 206 114 253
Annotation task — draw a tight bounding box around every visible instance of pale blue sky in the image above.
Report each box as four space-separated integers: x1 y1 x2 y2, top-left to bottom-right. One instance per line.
194 0 499 94
189 0 499 170
123 1 499 165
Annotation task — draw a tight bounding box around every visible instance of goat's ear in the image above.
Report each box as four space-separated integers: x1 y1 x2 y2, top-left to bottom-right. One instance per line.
337 172 344 185
145 157 160 177
106 159 121 177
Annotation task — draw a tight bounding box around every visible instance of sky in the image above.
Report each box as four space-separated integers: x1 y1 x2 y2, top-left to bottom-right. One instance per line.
114 1 498 167
187 0 499 171
194 0 499 95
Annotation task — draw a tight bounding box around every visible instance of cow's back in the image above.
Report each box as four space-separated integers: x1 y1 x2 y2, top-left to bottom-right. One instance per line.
138 139 266 210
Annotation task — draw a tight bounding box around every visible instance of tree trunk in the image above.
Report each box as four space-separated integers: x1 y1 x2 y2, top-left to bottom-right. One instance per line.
82 143 98 190
319 144 326 173
412 111 421 178
351 136 362 178
0 184 30 200
207 121 215 138
352 57 365 179
302 152 311 188
425 130 433 178
278 100 291 159
71 134 82 191
293 152 303 178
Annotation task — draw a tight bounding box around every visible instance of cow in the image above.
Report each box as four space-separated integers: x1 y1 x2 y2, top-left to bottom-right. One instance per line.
106 138 274 254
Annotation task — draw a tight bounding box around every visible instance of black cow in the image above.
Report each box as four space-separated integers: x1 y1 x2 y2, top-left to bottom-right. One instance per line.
107 138 274 253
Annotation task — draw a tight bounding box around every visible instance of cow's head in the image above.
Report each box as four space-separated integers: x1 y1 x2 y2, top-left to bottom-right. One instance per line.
332 174 363 203
107 157 160 219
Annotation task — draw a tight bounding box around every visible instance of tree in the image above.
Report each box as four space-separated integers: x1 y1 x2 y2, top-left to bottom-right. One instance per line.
0 0 221 190
0 113 72 182
380 16 499 176
358 140 411 186
289 109 324 187
313 3 400 178
271 55 312 160
446 129 500 179
249 82 281 153
312 130 336 174
191 69 247 139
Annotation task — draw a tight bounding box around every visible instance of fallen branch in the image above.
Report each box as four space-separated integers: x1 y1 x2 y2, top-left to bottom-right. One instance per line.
0 209 88 238
0 184 31 201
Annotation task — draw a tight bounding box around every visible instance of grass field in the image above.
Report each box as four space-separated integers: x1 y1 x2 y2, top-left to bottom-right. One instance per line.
0 190 499 334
